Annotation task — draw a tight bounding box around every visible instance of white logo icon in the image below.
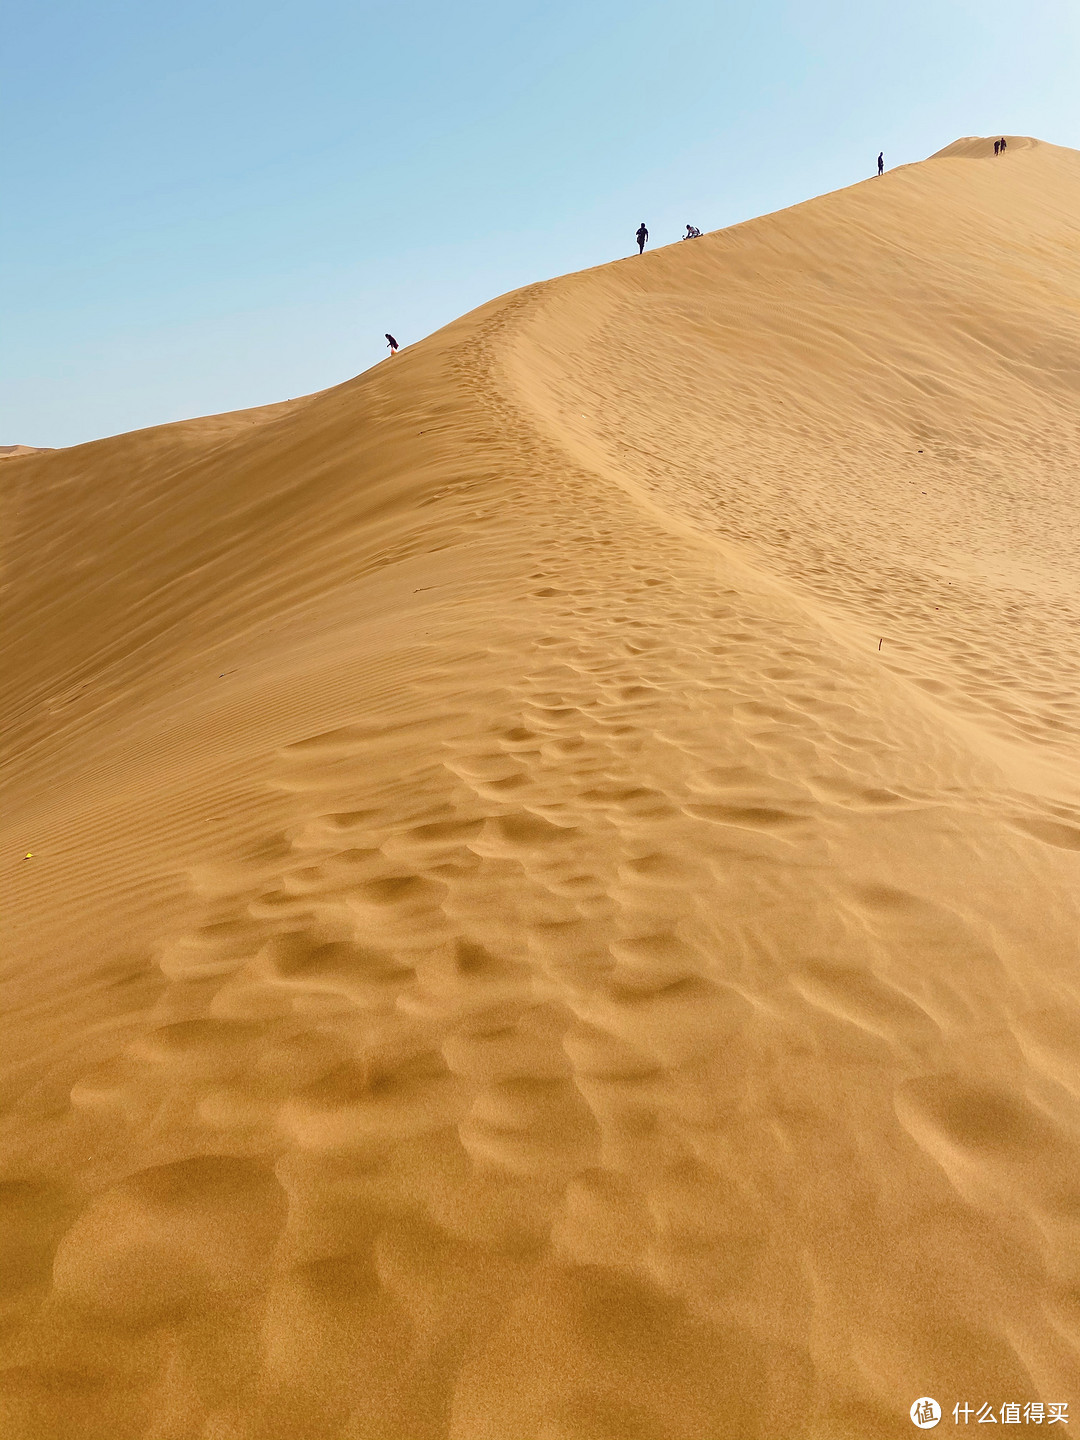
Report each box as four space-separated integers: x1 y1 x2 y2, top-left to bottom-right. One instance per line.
910 1398 941 1429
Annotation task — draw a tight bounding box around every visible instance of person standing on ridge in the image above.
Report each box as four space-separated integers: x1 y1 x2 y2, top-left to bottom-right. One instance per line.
877 152 884 176
385 333 399 356
1000 136 1007 152
994 140 1001 156
636 222 648 254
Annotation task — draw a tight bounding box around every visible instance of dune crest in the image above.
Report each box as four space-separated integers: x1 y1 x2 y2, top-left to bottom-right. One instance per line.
2 139 1079 1439
0 446 54 461
930 134 1039 159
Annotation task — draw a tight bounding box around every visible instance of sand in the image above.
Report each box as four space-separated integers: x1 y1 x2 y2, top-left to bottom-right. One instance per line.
2 135 1079 1438
0 448 52 462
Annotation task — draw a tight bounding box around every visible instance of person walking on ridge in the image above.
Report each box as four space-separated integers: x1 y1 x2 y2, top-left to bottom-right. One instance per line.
385 333 399 356
994 140 1001 156
636 222 648 254
1000 136 1007 153
877 152 884 176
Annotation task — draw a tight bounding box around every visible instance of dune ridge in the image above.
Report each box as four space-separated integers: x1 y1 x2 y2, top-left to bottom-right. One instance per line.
0 447 53 462
2 136 1079 1439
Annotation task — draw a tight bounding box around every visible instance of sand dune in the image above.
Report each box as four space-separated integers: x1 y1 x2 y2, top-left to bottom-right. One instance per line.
2 136 1079 1438
0 447 53 462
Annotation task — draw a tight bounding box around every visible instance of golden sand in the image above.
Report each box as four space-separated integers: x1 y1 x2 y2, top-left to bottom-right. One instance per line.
2 135 1079 1438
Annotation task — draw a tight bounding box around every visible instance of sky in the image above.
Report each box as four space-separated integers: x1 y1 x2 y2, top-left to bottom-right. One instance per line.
3 0 1078 449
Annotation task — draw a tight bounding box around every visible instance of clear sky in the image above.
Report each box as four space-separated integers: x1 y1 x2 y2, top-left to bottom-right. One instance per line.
4 0 1078 448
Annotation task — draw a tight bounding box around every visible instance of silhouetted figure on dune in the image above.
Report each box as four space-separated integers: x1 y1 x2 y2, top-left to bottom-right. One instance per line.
1000 136 1007 153
636 223 648 254
994 140 1001 156
385 334 399 356
877 152 884 176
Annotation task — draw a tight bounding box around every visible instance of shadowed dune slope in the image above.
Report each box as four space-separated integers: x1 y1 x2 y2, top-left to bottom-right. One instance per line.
2 136 1079 1440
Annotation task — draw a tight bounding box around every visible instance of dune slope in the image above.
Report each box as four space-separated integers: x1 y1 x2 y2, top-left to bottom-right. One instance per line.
2 136 1079 1439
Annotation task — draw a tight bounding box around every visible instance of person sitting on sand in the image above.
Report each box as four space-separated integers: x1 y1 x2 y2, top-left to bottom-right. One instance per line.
877 152 884 176
385 334 399 356
636 223 648 254
684 224 701 238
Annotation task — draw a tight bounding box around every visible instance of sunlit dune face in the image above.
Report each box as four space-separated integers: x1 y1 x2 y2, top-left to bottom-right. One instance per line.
2 137 1079 1439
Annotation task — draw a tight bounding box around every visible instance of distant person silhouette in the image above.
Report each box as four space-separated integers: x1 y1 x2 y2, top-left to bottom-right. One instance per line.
994 139 1001 156
684 224 701 238
636 223 648 254
877 152 884 176
385 333 399 356
1000 136 1007 152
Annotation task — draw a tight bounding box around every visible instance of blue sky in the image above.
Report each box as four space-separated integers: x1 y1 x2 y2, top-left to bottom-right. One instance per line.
4 0 1078 448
